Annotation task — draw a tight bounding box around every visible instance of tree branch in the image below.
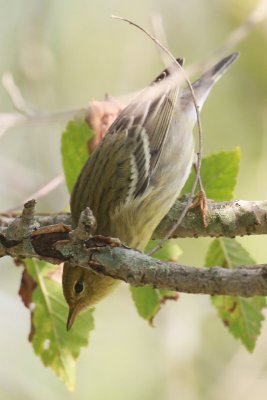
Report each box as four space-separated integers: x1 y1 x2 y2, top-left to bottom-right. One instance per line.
1 198 267 238
154 197 267 238
1 201 267 297
89 247 267 297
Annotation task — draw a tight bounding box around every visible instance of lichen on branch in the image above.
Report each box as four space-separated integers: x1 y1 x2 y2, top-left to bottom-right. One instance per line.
1 200 267 297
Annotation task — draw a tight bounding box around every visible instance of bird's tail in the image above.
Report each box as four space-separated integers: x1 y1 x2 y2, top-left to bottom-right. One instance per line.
190 52 239 109
195 52 239 85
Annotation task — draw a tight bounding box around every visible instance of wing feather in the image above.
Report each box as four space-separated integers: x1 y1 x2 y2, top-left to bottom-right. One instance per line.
71 58 184 230
106 60 183 197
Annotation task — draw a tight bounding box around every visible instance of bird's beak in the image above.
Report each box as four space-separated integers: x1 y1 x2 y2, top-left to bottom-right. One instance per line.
67 304 81 331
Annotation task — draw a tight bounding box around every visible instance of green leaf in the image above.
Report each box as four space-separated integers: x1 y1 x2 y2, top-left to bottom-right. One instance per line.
131 240 180 323
25 259 94 390
130 286 160 323
26 258 55 278
181 148 240 201
61 119 93 193
206 237 255 268
205 238 266 352
210 295 265 353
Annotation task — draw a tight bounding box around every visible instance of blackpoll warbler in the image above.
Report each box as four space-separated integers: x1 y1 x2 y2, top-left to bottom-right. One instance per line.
63 53 239 330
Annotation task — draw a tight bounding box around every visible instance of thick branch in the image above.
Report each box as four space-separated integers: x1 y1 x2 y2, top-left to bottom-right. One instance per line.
0 212 72 228
1 198 267 238
89 247 267 297
0 204 267 297
154 198 267 238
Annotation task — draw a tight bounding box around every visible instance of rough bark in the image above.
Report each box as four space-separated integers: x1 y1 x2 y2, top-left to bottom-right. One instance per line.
1 198 267 238
1 200 267 297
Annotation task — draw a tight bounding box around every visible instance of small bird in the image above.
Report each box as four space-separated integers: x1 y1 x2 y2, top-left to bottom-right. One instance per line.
63 52 239 330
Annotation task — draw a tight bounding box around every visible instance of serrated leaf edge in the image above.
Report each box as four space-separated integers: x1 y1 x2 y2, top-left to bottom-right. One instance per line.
32 260 74 387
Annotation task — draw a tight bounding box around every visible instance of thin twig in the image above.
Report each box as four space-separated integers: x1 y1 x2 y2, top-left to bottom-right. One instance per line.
111 15 204 255
0 112 27 138
150 13 170 67
0 71 86 139
214 0 267 57
187 0 267 78
2 72 37 116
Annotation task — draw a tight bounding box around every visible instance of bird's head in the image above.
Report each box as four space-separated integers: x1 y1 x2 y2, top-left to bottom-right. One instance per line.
62 263 117 330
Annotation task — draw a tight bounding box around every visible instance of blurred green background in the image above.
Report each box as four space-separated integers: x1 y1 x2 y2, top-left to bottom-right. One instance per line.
1 0 267 399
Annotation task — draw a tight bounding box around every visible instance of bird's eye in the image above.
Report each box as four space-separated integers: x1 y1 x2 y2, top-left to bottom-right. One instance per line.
74 280 84 294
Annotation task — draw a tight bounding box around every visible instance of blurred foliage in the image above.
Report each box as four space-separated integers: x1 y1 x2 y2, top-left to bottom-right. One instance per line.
1 0 267 399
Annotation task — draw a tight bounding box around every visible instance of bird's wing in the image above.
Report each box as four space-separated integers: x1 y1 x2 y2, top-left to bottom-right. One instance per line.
71 59 183 226
71 128 146 228
107 58 184 196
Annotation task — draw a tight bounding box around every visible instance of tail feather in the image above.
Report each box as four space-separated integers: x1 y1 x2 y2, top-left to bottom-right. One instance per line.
189 52 239 110
196 52 239 85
